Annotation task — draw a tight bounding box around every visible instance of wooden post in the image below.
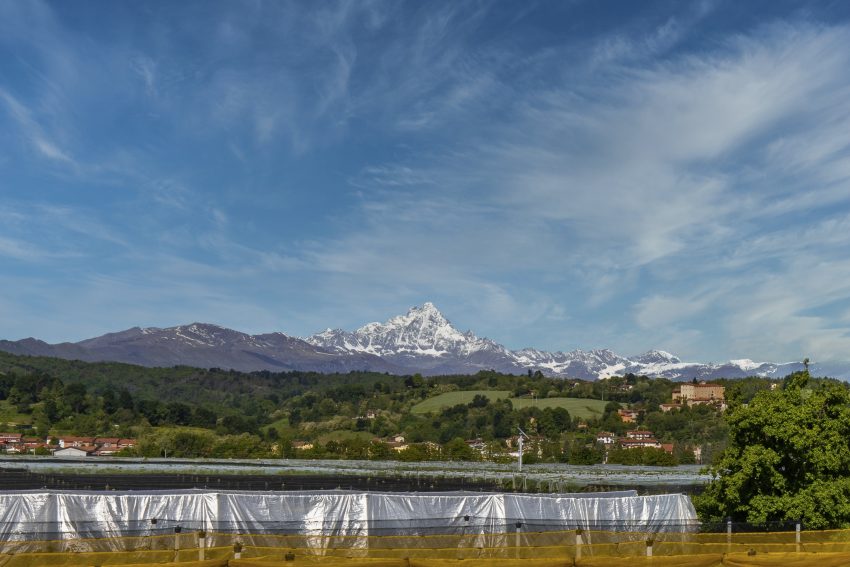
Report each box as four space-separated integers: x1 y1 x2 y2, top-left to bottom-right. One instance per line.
796 522 801 553
174 526 182 553
726 517 732 551
515 521 522 559
575 529 583 562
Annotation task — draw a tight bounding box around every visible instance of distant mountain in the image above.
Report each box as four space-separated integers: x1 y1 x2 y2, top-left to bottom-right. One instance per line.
0 303 837 379
306 304 813 380
0 323 402 374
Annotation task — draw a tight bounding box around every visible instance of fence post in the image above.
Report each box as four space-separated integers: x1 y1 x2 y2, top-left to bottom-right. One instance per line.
198 530 206 561
726 517 732 551
575 529 582 562
646 539 654 558
174 526 182 553
515 521 522 559
149 518 157 550
234 541 243 560
796 521 801 553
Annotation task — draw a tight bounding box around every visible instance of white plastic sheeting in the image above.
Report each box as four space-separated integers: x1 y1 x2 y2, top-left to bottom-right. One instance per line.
0 489 696 545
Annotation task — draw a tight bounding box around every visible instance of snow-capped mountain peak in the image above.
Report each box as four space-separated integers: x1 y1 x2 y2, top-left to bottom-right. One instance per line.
630 350 682 365
10 302 832 380
305 302 816 380
309 303 485 358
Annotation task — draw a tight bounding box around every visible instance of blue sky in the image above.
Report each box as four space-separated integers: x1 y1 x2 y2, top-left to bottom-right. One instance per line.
2 0 850 363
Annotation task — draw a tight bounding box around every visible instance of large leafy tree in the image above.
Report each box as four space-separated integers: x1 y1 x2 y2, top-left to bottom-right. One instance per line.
695 371 850 529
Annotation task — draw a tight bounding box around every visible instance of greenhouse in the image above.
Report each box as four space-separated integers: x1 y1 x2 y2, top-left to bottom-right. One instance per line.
0 489 845 566
0 489 695 543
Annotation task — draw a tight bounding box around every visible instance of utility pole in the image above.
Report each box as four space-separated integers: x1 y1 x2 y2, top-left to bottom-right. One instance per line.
517 427 529 472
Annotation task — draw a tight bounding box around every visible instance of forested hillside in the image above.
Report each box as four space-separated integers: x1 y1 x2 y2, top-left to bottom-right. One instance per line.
0 351 769 463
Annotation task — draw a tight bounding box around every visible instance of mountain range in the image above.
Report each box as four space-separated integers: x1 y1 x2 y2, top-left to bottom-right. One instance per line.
0 302 837 380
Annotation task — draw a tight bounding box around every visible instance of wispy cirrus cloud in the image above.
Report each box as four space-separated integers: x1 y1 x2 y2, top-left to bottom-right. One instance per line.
0 89 75 165
303 19 850 358
2 1 850 363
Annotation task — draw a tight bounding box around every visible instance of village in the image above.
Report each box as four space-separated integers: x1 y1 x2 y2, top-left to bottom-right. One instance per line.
0 382 725 464
0 434 137 457
288 381 727 464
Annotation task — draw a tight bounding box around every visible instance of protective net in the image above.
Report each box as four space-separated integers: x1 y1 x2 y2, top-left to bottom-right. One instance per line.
2 528 850 566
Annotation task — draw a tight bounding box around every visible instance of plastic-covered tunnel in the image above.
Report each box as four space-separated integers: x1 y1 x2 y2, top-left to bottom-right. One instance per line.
0 489 696 545
4 490 843 566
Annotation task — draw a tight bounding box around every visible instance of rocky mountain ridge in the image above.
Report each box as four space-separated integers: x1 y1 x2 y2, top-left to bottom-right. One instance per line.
0 303 825 379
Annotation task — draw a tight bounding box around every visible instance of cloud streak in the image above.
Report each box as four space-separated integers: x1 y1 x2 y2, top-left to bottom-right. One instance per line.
2 2 850 363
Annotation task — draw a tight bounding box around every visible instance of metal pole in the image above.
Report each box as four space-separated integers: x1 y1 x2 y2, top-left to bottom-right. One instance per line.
518 436 523 472
575 529 583 562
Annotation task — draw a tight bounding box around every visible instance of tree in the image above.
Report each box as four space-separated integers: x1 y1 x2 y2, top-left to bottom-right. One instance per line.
695 371 850 529
443 437 478 461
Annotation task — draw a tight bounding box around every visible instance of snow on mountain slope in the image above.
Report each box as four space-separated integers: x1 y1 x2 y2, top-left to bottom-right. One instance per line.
306 303 822 380
0 302 838 380
307 303 507 359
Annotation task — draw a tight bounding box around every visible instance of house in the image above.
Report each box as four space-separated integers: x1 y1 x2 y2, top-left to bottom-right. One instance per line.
661 443 675 455
0 433 23 453
53 446 96 458
625 430 654 440
672 383 726 408
291 441 314 451
22 437 45 452
58 436 96 449
93 438 137 455
385 441 409 452
0 433 22 445
620 439 662 450
693 445 703 464
617 409 640 423
596 432 617 445
94 447 120 456
659 403 682 413
465 438 488 454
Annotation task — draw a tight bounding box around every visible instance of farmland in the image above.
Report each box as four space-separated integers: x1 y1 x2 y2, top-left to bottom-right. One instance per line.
411 390 607 419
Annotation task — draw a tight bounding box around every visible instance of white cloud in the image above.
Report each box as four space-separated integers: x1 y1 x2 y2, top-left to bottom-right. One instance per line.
299 20 850 357
0 89 75 165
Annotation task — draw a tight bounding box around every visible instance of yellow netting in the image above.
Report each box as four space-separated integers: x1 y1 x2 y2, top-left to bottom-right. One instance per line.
3 530 850 566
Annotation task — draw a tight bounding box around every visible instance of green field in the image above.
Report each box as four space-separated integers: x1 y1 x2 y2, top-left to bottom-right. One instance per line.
411 391 607 419
508 397 607 418
410 390 511 414
0 400 34 426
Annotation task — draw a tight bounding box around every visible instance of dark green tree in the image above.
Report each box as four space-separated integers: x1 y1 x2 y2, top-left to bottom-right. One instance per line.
695 371 850 529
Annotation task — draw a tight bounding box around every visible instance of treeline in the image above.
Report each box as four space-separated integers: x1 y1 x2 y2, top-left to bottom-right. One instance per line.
0 368 273 440
0 352 745 464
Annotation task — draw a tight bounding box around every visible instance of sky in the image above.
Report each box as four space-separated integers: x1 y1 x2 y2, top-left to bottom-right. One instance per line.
2 0 850 363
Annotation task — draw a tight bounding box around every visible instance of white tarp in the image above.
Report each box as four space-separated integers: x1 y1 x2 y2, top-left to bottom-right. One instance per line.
503 492 697 532
0 489 697 547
